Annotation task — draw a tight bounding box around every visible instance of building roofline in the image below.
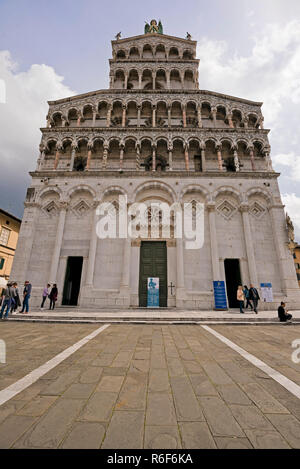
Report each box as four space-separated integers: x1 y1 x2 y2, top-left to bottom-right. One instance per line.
0 208 22 223
111 33 197 46
48 89 263 107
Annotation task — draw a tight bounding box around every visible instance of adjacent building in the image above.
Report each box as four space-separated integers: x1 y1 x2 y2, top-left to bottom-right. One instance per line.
10 21 300 310
0 209 21 287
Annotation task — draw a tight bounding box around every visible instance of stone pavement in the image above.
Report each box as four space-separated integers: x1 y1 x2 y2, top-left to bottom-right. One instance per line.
8 308 300 324
0 323 299 449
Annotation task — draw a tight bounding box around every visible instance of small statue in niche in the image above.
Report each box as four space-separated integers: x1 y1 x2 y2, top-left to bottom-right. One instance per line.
115 32 121 40
186 32 192 40
286 213 295 243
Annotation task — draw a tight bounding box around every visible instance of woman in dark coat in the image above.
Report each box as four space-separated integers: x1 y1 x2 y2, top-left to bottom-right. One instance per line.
49 284 58 310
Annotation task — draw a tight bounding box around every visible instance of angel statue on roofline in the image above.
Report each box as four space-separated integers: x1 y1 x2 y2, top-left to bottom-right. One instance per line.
144 19 163 34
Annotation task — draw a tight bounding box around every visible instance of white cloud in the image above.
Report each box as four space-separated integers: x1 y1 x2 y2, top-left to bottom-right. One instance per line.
197 20 300 126
273 152 300 182
0 50 75 168
281 193 300 242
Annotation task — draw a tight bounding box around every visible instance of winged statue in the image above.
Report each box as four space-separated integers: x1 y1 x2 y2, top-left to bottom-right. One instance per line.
144 19 163 34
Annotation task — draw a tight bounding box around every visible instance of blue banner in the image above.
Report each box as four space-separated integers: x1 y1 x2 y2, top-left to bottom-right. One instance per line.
213 281 228 310
147 277 159 307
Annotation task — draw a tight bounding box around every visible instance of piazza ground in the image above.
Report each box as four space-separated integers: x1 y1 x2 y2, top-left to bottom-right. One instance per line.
0 322 299 449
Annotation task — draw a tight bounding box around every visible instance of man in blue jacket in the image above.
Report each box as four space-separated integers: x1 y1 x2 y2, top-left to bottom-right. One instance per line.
21 281 32 314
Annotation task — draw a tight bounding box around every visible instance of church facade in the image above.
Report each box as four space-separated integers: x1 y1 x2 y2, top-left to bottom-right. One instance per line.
11 22 300 310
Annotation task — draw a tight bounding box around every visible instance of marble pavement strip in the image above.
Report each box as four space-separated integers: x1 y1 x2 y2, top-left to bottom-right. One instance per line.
0 324 110 406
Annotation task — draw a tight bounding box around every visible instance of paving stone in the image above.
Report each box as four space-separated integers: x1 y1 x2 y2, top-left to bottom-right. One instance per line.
170 376 204 421
214 437 253 449
145 426 182 449
80 392 117 422
149 369 170 393
279 398 300 421
180 422 216 449
216 384 252 405
0 400 28 424
17 396 57 417
102 367 127 376
134 349 150 360
130 359 150 373
217 361 254 384
150 353 167 369
190 374 219 397
61 422 105 449
102 412 144 449
146 393 177 426
167 358 186 377
184 361 204 374
230 404 276 430
96 375 124 392
199 397 245 437
40 369 82 396
179 349 195 361
245 429 290 449
240 383 290 414
266 414 300 449
91 354 116 367
62 383 95 399
79 367 103 384
0 415 36 448
116 371 147 411
111 351 133 367
201 362 234 386
13 399 84 448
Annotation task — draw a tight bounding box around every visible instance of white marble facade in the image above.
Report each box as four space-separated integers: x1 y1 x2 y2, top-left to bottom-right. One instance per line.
10 26 300 310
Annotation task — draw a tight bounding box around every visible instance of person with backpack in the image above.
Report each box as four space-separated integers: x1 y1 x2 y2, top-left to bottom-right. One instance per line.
237 285 245 314
0 283 14 320
249 284 260 314
10 282 21 313
49 284 58 310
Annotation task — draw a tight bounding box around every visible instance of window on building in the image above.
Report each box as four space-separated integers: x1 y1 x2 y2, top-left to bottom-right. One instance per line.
0 227 10 246
0 258 4 269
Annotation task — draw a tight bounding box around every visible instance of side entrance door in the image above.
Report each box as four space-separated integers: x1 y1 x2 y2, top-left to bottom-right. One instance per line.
139 241 167 307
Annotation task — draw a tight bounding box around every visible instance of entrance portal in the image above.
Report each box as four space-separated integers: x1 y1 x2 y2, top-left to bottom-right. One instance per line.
139 241 167 307
62 257 83 306
224 258 242 308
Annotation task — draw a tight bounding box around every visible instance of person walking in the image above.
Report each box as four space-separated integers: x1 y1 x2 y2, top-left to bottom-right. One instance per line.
49 284 58 310
41 284 51 310
0 283 14 320
249 284 260 314
21 281 32 314
278 302 292 323
243 285 253 310
237 285 245 314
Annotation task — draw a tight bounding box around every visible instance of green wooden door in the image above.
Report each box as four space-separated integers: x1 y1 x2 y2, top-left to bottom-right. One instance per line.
139 241 167 307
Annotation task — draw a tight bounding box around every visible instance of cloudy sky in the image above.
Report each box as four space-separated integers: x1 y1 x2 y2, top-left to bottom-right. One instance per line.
0 0 300 240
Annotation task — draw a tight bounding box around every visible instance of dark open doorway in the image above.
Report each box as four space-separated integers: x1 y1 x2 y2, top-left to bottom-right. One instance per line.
139 241 167 307
62 257 83 306
224 259 242 308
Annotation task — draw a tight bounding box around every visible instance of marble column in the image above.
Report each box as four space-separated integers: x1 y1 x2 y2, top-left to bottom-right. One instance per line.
152 105 156 127
197 105 202 128
124 73 128 90
86 148 92 170
207 204 220 281
49 203 67 283
176 237 185 304
184 146 190 171
216 146 223 171
168 107 171 127
54 148 60 170
182 106 187 128
211 107 217 127
103 146 108 169
241 204 258 286
77 112 81 127
86 204 99 286
152 146 156 172
92 110 97 127
122 105 126 127
249 148 256 171
228 113 234 129
201 148 206 172
120 236 131 291
106 105 112 127
119 145 124 170
136 144 141 170
168 148 173 170
152 71 155 90
69 147 76 171
138 73 142 90
166 71 171 90
137 105 141 127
